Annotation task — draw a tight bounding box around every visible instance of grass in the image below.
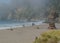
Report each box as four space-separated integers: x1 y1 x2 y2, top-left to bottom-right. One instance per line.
33 30 60 43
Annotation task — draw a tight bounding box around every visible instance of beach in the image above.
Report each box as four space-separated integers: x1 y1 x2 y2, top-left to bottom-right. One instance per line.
0 23 60 43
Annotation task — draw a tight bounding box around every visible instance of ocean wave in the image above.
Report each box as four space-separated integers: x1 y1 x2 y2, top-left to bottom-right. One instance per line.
0 21 43 30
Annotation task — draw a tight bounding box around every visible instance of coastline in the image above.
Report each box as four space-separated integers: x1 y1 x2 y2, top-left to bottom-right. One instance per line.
0 23 49 43
0 21 43 30
0 23 60 43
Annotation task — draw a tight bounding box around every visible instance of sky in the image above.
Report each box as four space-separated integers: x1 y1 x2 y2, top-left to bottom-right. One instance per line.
0 0 49 15
0 0 10 4
0 0 49 8
0 0 48 6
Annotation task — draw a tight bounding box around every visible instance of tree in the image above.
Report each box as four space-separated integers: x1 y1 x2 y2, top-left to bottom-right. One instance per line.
48 7 59 29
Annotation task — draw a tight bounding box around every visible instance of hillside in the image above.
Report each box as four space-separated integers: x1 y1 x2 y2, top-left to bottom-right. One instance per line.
0 0 60 22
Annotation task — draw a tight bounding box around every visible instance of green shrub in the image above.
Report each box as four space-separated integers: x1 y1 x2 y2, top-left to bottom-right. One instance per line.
33 30 60 43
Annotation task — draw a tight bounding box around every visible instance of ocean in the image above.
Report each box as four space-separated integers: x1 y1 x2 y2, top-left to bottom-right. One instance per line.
0 20 44 30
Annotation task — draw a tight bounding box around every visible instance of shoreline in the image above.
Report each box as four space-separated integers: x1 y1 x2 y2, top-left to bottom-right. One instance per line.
0 21 43 30
0 23 59 30
0 23 59 43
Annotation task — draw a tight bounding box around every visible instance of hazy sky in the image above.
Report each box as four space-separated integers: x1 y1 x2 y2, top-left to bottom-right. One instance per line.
0 0 49 15
0 0 49 8
0 0 10 4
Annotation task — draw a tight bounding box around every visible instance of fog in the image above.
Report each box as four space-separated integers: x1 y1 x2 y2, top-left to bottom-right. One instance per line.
0 0 50 21
0 0 49 13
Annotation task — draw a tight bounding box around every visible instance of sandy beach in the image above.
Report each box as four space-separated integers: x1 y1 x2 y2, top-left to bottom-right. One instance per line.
0 23 60 43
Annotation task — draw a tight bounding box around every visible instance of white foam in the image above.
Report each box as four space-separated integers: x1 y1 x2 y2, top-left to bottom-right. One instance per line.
0 21 44 30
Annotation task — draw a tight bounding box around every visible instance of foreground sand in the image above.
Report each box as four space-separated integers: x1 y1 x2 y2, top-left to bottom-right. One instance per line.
0 23 60 43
